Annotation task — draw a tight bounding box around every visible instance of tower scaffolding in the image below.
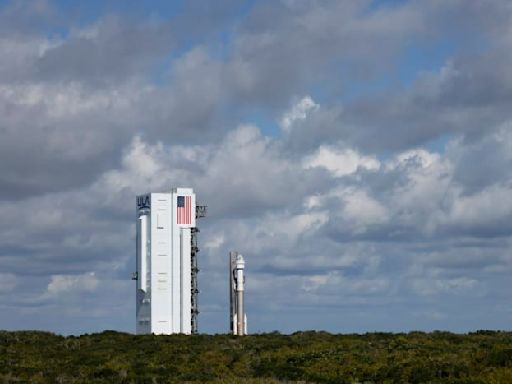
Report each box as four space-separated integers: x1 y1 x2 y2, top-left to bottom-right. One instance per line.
191 204 207 334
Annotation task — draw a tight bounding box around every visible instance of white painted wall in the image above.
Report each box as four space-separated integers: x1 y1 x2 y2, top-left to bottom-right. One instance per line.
135 188 195 335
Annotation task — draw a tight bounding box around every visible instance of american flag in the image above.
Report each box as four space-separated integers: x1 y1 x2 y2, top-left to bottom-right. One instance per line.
177 195 192 225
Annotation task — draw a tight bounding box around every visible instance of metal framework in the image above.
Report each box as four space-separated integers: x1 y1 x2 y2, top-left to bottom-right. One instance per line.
191 204 207 334
229 251 237 334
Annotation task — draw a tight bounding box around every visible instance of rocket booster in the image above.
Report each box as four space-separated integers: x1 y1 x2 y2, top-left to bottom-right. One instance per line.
230 252 247 335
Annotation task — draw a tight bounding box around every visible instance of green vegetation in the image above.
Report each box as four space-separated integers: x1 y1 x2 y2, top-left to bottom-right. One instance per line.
1 330 512 383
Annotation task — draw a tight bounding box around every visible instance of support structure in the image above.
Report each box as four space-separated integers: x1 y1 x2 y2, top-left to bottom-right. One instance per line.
191 205 207 334
134 188 205 335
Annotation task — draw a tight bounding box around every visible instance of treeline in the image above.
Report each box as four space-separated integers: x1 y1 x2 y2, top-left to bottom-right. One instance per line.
1 330 512 383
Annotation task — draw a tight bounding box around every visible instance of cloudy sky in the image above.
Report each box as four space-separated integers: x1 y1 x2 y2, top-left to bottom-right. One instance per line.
0 0 511 335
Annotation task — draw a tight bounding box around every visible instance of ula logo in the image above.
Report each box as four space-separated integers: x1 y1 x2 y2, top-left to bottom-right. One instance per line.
137 195 150 209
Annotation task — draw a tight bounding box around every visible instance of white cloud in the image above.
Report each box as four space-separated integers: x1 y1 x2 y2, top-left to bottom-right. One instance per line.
0 80 145 119
301 271 389 296
411 276 479 296
340 188 389 232
385 149 456 234
302 272 336 292
265 211 329 239
304 145 380 176
441 183 512 228
280 96 319 132
47 272 99 296
204 234 225 250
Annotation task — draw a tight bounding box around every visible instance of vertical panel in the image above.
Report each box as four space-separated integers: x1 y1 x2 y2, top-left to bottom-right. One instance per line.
138 214 147 292
150 193 172 335
180 228 192 334
171 219 181 332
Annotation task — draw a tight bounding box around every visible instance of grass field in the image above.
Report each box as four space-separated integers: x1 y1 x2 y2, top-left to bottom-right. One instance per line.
1 330 512 383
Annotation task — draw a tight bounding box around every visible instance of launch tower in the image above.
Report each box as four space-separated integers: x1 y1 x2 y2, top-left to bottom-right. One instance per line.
134 187 205 335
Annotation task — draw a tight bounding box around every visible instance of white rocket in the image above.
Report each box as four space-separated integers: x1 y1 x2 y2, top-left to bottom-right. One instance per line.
229 251 247 335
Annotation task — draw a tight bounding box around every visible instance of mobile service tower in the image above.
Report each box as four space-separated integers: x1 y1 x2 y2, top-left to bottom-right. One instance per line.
134 187 205 335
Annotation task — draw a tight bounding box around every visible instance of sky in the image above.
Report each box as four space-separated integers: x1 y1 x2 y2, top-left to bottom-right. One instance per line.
0 0 511 335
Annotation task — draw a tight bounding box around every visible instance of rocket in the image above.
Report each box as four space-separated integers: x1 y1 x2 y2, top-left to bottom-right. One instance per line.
229 252 247 335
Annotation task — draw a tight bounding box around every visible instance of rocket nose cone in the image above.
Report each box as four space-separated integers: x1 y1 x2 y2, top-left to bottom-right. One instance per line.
236 254 245 268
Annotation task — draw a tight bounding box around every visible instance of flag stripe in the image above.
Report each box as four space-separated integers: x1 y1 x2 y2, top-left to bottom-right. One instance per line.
188 196 191 223
186 196 190 223
177 195 192 225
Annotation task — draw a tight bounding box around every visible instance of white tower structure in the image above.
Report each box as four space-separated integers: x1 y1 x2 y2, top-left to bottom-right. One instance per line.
135 188 197 335
229 251 247 335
